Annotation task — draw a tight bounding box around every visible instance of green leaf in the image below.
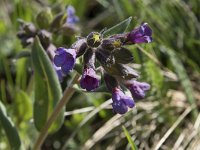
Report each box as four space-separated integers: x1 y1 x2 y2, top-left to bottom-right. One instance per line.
14 90 33 122
0 101 24 150
31 37 64 133
113 47 134 64
15 51 31 59
96 48 115 66
122 126 138 150
33 71 49 130
103 63 138 79
103 17 132 37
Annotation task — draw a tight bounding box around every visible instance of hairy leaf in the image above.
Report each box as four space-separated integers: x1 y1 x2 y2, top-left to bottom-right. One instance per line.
31 37 64 133
113 47 133 64
103 63 138 79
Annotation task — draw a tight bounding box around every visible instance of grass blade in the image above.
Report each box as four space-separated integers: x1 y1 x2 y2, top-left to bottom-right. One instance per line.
161 46 198 119
122 126 138 150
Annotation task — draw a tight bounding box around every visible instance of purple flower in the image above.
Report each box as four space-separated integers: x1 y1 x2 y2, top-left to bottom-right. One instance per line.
66 5 79 25
53 64 63 82
112 88 135 114
128 81 150 100
127 23 152 44
80 67 99 91
54 47 76 74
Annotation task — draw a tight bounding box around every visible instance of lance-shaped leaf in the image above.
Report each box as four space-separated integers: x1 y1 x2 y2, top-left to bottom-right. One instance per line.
103 63 138 79
119 64 139 79
113 47 133 64
31 37 64 133
0 101 24 150
103 17 132 37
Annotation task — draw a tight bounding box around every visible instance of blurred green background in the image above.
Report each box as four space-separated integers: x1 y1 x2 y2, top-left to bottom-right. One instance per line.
0 0 200 149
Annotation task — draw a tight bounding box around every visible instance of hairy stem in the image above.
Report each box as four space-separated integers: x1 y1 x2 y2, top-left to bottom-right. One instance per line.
33 73 80 150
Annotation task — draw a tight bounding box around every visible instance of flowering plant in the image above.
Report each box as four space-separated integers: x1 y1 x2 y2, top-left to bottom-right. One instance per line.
53 22 152 114
15 5 152 149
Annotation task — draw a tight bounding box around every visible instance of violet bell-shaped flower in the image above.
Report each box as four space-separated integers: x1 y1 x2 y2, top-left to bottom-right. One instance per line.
128 81 150 100
80 67 99 91
66 5 79 25
53 47 76 74
112 87 135 114
127 23 152 44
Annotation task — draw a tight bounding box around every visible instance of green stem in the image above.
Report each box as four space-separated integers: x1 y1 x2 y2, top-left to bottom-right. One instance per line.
33 73 80 150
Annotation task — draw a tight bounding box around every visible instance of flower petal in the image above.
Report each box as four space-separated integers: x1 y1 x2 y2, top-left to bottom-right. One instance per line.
122 98 135 108
127 23 153 44
61 56 76 74
53 64 63 82
137 81 151 91
112 100 128 114
80 68 99 91
67 5 76 16
133 36 152 44
54 52 67 67
54 48 76 74
111 88 135 114
129 84 145 99
142 23 152 36
112 88 123 101
66 5 79 24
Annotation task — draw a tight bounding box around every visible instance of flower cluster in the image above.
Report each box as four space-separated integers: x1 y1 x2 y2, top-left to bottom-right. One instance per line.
53 23 152 114
17 5 79 82
16 3 152 114
17 5 79 48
